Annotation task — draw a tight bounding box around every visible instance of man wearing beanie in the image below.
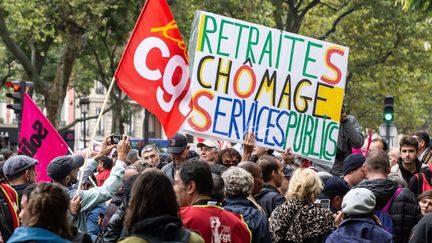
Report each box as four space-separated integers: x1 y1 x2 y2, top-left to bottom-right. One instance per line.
355 150 420 243
325 188 393 243
342 153 366 188
47 135 131 233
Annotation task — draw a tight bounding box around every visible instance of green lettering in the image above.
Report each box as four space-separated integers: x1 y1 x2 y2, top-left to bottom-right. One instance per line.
259 31 273 67
284 35 304 72
234 23 250 59
301 114 314 156
246 26 259 64
325 122 338 159
275 33 283 69
303 41 323 79
320 115 327 159
200 15 217 53
309 116 320 157
283 111 297 150
293 113 307 153
217 19 233 57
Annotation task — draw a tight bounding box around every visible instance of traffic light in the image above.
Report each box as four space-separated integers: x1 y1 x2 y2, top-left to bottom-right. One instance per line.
383 96 394 122
6 80 26 115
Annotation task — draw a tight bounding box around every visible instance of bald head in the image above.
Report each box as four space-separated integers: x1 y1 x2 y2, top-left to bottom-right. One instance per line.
123 168 139 182
238 161 263 195
238 161 260 177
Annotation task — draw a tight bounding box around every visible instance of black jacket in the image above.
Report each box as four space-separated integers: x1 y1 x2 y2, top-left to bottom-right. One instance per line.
356 179 421 243
123 215 191 242
95 203 126 243
255 184 286 217
410 213 432 243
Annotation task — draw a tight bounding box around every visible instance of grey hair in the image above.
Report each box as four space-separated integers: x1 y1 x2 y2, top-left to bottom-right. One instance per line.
221 167 254 197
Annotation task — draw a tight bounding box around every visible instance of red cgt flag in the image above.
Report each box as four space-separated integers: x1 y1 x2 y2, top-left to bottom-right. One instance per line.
115 0 191 138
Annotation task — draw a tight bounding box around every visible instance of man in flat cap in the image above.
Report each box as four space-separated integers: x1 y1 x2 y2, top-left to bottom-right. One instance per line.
48 134 131 233
3 155 38 200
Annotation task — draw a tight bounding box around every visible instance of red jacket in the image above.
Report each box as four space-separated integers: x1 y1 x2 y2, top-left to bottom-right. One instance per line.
96 169 111 186
180 202 251 243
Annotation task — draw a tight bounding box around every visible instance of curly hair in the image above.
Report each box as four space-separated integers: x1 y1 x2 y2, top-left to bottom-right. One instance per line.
26 183 74 240
287 168 322 202
216 148 241 167
222 167 254 197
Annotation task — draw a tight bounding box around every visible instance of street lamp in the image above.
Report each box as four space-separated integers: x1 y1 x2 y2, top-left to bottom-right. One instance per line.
79 97 90 148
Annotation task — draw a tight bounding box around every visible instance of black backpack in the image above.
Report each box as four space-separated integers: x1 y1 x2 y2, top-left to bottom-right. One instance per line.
0 191 15 241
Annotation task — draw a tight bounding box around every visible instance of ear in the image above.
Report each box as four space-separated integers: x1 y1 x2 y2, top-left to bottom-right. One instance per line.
331 196 343 210
64 175 71 185
271 170 278 179
419 140 425 148
186 181 197 195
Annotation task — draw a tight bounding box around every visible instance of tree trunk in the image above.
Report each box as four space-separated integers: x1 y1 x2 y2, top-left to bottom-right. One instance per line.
44 24 84 127
111 87 124 134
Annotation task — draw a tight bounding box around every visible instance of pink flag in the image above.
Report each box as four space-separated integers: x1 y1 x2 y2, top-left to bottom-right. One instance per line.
18 93 68 182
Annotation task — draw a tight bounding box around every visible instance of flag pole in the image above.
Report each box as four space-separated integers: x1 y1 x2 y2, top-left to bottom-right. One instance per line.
76 77 117 195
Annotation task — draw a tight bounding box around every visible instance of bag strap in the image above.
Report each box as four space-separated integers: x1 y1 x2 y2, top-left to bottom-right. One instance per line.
417 173 424 195
423 152 432 164
382 187 403 212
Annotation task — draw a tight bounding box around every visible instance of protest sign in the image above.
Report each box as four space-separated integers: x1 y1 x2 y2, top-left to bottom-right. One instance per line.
184 11 349 163
19 93 68 182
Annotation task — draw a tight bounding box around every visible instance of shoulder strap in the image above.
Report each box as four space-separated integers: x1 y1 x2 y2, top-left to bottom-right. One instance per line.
417 172 424 195
0 184 19 228
382 187 403 212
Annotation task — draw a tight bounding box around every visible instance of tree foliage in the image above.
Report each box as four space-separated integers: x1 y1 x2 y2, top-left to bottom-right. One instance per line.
1 0 431 136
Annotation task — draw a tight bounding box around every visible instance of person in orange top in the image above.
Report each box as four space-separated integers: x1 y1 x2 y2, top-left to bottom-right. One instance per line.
174 160 251 243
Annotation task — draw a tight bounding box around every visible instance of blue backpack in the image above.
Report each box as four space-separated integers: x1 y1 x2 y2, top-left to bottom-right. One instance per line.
374 187 403 234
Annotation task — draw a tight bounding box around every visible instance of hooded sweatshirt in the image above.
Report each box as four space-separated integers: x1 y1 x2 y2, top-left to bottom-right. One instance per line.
355 179 421 243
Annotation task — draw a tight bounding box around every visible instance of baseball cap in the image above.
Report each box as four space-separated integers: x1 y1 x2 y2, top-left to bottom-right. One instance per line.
282 165 295 177
343 153 366 175
4 155 39 180
197 140 220 150
320 176 350 200
167 133 188 154
342 188 376 215
47 155 84 181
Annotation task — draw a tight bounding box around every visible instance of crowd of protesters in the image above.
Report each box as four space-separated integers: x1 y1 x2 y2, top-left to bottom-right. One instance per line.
1 126 432 242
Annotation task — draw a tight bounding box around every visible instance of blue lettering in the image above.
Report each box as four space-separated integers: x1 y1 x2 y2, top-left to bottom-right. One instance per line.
264 108 279 146
274 111 289 147
229 99 242 140
255 106 270 143
212 96 231 136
